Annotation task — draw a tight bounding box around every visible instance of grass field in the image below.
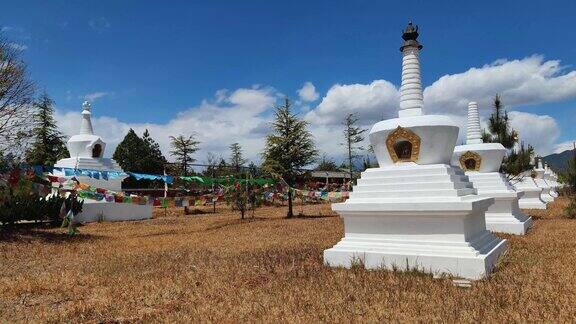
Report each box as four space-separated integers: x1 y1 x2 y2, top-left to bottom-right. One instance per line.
1 198 576 322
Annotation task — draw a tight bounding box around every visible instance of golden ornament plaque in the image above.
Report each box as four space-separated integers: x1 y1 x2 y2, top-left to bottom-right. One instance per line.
459 151 482 171
386 126 421 163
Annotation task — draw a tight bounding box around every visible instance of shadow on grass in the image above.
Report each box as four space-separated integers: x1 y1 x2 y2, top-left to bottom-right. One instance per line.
0 224 102 244
292 213 337 219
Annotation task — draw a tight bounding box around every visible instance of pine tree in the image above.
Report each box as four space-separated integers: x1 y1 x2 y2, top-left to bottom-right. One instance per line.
247 161 261 178
501 142 534 178
229 142 247 174
341 113 367 180
316 154 339 171
261 98 318 218
25 92 69 166
113 129 147 172
216 158 230 177
169 134 200 176
141 129 167 174
482 94 518 149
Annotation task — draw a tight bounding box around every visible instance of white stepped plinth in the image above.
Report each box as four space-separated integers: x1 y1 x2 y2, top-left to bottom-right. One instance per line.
513 177 546 209
325 163 507 280
466 172 532 235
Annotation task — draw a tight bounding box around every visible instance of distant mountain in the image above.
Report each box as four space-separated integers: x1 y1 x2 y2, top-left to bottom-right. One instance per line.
543 149 575 172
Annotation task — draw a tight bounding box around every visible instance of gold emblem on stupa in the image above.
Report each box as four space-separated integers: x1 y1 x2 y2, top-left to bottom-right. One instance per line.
459 151 482 171
386 126 421 163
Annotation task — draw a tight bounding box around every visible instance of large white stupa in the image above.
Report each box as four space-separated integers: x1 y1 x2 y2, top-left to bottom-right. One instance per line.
324 22 507 280
54 101 125 191
451 102 532 235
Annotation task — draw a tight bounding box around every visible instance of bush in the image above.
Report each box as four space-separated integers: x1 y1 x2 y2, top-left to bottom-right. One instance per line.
0 175 83 227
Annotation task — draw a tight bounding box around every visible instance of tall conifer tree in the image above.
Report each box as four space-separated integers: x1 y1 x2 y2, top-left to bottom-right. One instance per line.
229 142 247 174
169 134 200 176
262 98 318 218
25 92 69 166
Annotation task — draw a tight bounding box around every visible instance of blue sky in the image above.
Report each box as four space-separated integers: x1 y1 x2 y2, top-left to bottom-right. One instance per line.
2 0 575 162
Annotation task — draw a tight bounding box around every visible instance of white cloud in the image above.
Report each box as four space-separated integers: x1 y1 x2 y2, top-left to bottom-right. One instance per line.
424 55 576 115
82 91 112 102
305 80 398 125
553 140 575 154
508 111 559 156
57 87 276 163
55 54 576 167
303 55 576 159
297 82 319 102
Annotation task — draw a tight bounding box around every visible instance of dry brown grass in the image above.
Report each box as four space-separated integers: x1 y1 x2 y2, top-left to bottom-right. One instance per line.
1 198 576 322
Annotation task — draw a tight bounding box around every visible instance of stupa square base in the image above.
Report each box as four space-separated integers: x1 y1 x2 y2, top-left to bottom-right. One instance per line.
483 194 532 235
76 201 153 223
465 172 532 235
517 188 547 209
326 200 507 280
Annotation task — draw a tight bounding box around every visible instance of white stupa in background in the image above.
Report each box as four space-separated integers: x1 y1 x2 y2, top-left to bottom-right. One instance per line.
52 101 151 223
544 163 559 196
324 22 506 280
514 172 547 209
451 102 532 235
54 101 125 191
533 158 554 203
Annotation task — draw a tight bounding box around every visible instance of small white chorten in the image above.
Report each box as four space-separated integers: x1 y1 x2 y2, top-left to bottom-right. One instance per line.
52 101 152 223
513 173 547 209
543 162 559 197
532 158 554 203
324 22 506 280
451 102 532 235
54 101 125 191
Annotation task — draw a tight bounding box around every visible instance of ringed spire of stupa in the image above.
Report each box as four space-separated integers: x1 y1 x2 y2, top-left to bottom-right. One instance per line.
399 21 424 118
466 102 483 145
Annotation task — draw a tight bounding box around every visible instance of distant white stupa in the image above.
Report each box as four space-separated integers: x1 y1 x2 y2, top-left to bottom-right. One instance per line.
54 101 125 191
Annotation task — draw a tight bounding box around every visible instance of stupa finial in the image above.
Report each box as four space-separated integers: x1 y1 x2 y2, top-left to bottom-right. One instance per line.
82 101 91 111
400 21 422 52
398 20 424 118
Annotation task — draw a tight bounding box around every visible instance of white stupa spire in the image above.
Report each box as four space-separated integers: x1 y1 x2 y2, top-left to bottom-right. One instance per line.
79 101 94 135
399 22 424 118
466 102 483 145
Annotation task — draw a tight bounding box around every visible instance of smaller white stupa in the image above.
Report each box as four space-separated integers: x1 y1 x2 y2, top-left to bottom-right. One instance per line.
513 171 547 209
533 158 554 203
53 101 152 223
451 102 532 235
54 101 125 191
543 163 559 197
